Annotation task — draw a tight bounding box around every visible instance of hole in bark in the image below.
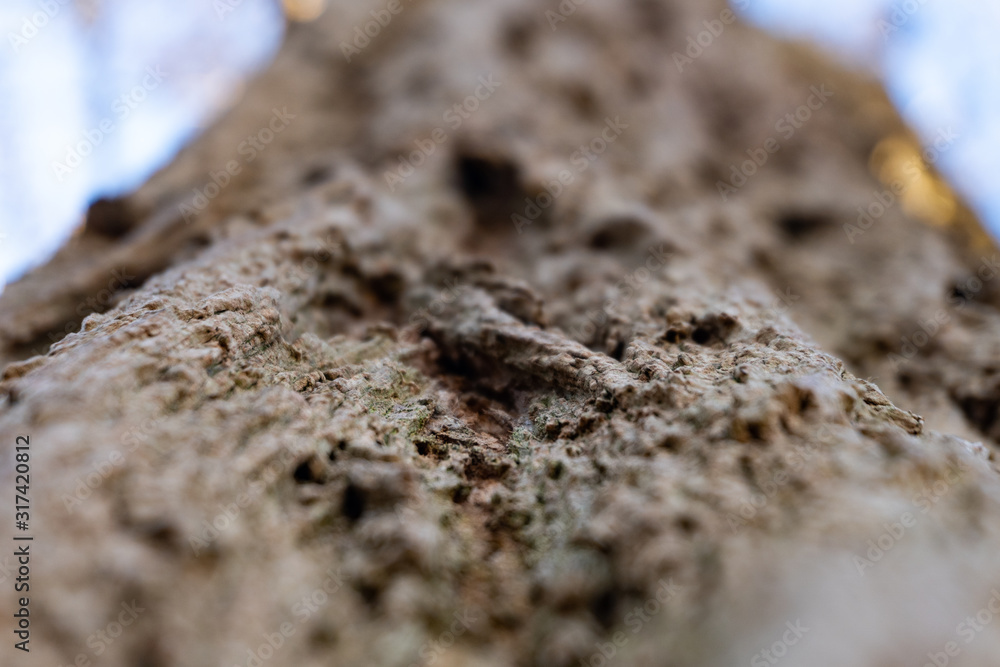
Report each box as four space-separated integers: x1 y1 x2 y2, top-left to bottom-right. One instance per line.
452 485 471 503
690 312 739 346
302 165 331 186
590 589 618 629
140 521 179 549
455 154 525 228
357 583 380 607
437 353 482 381
568 84 599 119
318 291 363 315
948 283 973 306
588 215 650 250
777 211 829 241
116 272 147 290
308 627 338 647
872 338 891 354
367 270 405 304
342 483 367 521
747 421 767 441
955 392 1000 440
457 156 518 200
658 432 683 451
5 386 21 405
84 196 136 238
676 515 699 534
188 234 212 249
898 370 915 389
503 19 534 57
293 457 325 484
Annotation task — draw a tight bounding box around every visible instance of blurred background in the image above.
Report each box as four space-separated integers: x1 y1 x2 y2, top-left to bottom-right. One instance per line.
0 0 997 290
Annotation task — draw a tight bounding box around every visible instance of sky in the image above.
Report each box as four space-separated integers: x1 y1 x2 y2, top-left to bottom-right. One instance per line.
0 0 284 288
735 0 1000 234
0 0 996 289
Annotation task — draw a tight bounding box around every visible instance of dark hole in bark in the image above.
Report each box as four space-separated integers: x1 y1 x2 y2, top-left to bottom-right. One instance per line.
342 483 366 521
293 457 324 485
676 515 699 534
590 589 618 629
455 154 526 228
503 19 534 57
777 211 829 241
85 197 136 238
956 394 1000 440
302 165 332 186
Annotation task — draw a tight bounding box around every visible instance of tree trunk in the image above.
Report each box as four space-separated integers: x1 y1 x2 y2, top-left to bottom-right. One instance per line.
3 1 1000 665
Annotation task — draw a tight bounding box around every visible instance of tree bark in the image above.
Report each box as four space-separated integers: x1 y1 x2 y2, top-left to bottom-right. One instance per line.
3 1 1000 665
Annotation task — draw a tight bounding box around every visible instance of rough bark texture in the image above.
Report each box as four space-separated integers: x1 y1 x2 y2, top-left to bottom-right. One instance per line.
4 1 1000 665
